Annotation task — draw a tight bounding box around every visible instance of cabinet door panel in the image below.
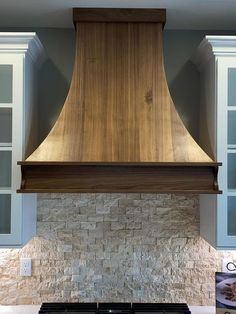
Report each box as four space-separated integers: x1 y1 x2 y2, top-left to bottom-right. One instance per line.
0 194 11 234
228 68 236 107
0 64 12 103
228 111 236 146
228 196 236 235
0 151 12 188
0 108 12 146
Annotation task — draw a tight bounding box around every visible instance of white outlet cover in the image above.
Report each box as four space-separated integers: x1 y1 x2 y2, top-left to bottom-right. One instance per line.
20 257 32 276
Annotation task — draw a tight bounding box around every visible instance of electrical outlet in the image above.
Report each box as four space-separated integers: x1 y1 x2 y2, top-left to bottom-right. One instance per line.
20 258 32 276
222 258 236 273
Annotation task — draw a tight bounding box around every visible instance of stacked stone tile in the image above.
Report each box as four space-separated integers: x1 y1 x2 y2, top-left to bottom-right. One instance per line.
0 193 235 304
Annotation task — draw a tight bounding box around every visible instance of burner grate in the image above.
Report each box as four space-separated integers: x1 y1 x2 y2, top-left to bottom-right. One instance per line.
133 303 191 314
38 302 191 314
39 302 97 314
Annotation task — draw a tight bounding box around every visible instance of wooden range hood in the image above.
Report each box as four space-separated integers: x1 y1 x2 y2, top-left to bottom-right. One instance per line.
18 8 221 194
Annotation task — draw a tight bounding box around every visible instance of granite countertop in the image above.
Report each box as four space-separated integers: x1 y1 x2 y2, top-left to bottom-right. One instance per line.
0 306 215 314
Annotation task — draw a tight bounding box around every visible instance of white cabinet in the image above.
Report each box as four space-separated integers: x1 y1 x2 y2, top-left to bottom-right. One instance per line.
193 36 236 249
0 33 45 247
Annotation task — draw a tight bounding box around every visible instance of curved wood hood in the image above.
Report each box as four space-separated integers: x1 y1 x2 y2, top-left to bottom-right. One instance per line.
18 8 221 193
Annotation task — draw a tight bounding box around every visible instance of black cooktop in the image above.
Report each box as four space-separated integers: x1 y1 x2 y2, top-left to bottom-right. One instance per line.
38 302 191 314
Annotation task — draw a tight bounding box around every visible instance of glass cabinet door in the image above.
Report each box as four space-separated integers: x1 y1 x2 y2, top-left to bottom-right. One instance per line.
216 59 236 245
0 34 41 246
195 37 236 248
0 61 13 237
225 63 236 239
0 55 26 245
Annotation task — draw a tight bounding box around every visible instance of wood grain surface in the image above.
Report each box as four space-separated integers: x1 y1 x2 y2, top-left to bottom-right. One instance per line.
27 14 213 163
19 9 220 193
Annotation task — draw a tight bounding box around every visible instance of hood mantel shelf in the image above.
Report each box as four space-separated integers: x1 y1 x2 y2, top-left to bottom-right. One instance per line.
17 8 221 194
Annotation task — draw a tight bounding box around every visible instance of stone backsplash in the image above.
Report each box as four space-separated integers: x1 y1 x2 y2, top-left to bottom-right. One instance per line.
0 193 235 305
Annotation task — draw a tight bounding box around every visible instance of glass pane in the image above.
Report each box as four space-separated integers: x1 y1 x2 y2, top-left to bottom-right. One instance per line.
0 108 12 146
228 153 236 189
228 196 236 235
0 194 11 234
0 151 11 187
0 65 12 103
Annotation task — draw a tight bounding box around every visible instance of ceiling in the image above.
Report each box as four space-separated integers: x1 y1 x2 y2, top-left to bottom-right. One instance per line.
1 0 236 30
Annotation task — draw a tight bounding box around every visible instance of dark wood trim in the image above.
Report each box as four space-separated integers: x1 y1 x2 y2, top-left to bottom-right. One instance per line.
17 189 222 194
17 161 222 166
17 163 221 194
73 8 166 24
